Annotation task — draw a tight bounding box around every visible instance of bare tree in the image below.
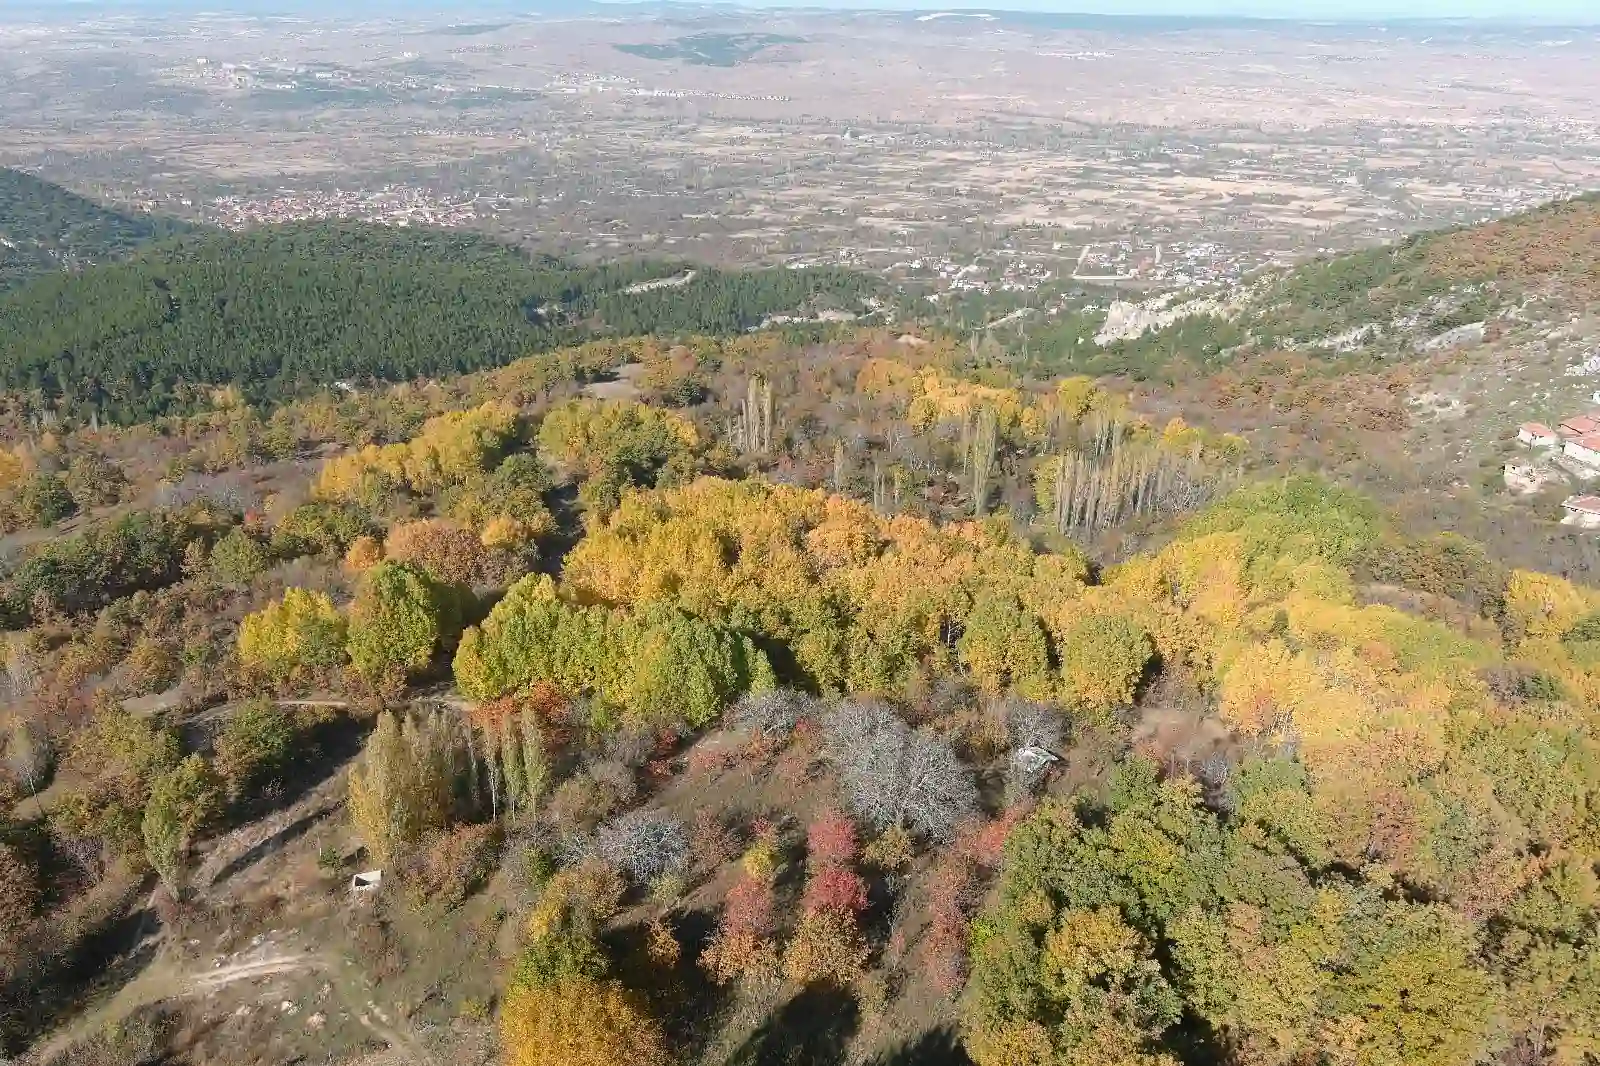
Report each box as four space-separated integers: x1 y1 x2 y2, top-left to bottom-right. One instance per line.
155 472 256 514
584 758 640 807
595 808 690 885
729 688 818 740
993 697 1064 797
605 724 660 769
823 700 977 843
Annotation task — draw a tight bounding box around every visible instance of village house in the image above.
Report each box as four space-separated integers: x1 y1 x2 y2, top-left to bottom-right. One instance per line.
1564 433 1600 467
1518 422 1559 447
1559 414 1600 437
1563 495 1600 529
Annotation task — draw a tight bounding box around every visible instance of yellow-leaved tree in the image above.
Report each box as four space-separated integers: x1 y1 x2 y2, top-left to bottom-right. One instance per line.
1058 612 1154 724
501 977 669 1066
346 711 451 868
237 588 347 684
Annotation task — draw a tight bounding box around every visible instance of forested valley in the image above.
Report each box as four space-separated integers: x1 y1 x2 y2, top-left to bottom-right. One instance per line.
0 168 195 292
0 219 885 423
0 191 1597 1066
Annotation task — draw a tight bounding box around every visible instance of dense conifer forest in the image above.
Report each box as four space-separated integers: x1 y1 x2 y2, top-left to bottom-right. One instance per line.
0 220 883 422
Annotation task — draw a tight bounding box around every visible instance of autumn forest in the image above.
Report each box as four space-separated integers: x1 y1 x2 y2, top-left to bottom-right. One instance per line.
0 193 1597 1066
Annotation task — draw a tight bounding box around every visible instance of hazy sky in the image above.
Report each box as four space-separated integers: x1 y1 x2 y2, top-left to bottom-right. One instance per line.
17 0 1600 19
772 0 1600 16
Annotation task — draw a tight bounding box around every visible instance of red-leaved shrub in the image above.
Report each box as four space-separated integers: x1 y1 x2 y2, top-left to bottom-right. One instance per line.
802 865 869 916
700 875 779 985
805 809 859 867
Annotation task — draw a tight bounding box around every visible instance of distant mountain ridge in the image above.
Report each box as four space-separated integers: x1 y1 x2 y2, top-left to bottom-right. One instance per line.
0 168 194 291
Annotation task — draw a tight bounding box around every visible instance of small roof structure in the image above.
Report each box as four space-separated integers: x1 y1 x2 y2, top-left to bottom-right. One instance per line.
1563 495 1600 516
1013 745 1061 776
1572 433 1600 452
1520 422 1556 437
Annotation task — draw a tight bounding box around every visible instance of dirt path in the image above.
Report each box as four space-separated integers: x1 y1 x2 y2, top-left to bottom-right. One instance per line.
27 948 437 1066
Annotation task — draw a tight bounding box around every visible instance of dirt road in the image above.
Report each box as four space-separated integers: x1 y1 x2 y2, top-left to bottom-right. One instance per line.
27 947 436 1066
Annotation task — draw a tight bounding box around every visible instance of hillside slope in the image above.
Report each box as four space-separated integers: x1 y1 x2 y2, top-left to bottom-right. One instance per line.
0 222 882 421
2 317 1599 1066
1243 190 1600 348
1017 192 1600 381
0 168 192 291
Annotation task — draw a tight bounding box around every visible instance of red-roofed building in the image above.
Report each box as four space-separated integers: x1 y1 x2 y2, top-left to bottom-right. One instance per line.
1519 422 1559 447
1559 414 1600 437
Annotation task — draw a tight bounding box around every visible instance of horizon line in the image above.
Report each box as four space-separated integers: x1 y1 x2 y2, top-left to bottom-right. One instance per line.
9 0 1600 21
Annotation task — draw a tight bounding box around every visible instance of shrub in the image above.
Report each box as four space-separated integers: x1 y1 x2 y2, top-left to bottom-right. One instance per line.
1058 612 1153 721
208 527 272 585
343 534 383 572
4 509 205 620
0 843 40 946
142 788 185 892
448 451 556 539
64 452 127 510
958 591 1053 697
2 718 52 801
405 823 501 910
524 861 626 949
548 771 629 834
740 831 781 884
71 703 181 801
143 754 224 892
213 699 296 799
802 865 869 916
700 876 779 985
385 518 501 587
782 907 870 987
806 809 859 867
513 924 611 989
862 825 915 874
345 561 459 683
690 807 739 870
121 636 180 696
616 606 774 729
501 977 670 1066
13 472 77 528
536 398 699 516
51 788 143 866
270 501 374 558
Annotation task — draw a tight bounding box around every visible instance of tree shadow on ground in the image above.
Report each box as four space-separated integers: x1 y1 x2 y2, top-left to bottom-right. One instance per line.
724 984 860 1066
607 908 733 1064
865 1026 973 1066
0 879 158 1057
240 710 367 819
